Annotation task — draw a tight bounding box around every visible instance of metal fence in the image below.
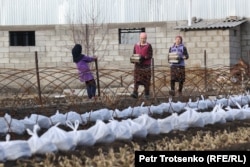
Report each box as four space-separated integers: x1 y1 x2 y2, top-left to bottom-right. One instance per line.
0 61 249 117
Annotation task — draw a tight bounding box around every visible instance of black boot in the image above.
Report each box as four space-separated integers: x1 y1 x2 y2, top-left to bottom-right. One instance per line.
169 90 175 96
130 92 138 98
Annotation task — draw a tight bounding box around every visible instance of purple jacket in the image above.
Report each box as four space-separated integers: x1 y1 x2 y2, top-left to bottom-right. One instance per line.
75 55 95 82
169 43 189 67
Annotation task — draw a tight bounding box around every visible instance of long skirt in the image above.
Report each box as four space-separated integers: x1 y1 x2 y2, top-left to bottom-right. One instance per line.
133 65 151 94
170 66 185 82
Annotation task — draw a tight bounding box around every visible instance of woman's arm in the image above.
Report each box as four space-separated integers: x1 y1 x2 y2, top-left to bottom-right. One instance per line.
82 55 96 62
183 47 189 59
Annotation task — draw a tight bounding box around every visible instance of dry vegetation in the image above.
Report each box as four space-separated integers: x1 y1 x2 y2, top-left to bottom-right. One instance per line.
3 119 250 167
1 60 250 166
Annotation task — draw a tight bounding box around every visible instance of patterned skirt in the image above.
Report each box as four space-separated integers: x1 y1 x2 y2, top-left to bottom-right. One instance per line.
134 65 151 85
170 66 185 82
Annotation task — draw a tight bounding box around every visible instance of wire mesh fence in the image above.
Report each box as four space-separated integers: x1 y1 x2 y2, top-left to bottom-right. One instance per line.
0 64 249 117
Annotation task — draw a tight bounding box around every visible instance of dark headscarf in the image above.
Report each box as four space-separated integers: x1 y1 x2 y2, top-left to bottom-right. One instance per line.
72 44 84 63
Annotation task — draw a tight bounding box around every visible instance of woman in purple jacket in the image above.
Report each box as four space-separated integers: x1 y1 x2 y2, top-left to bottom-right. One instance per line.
169 36 189 96
72 44 97 99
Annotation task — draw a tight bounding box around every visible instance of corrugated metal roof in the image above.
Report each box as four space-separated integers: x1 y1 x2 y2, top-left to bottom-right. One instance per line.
1 0 250 25
175 17 247 31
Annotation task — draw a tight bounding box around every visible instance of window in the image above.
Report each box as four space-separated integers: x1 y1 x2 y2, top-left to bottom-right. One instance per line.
9 31 35 46
119 28 145 44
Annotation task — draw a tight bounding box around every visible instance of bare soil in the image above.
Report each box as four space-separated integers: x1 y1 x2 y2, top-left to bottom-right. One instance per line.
1 96 250 167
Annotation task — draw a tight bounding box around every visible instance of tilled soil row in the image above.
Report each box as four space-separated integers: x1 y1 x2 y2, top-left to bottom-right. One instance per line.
2 119 250 167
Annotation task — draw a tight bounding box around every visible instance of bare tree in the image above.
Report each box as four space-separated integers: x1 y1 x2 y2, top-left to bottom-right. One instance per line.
66 1 110 97
68 0 109 57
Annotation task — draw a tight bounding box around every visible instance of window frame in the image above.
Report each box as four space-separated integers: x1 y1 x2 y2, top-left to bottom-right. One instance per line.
9 31 36 46
118 28 145 44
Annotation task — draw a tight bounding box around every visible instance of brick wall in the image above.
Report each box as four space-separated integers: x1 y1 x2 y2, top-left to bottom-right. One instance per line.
0 20 250 70
241 19 250 62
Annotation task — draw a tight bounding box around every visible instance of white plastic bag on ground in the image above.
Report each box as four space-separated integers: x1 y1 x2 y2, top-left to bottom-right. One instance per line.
111 109 120 118
0 117 9 134
216 97 229 106
234 95 249 106
217 105 234 122
27 124 58 154
170 101 185 113
106 120 132 140
81 109 111 122
50 110 66 125
187 98 199 109
20 116 36 131
115 107 133 118
197 95 208 110
149 105 164 115
225 102 246 120
200 111 213 125
0 145 5 162
157 115 173 133
88 108 113 121
228 96 238 107
123 119 147 138
187 96 208 110
66 120 95 146
170 113 188 131
133 114 160 135
210 105 227 124
159 102 171 113
131 103 150 117
178 108 205 128
205 98 216 108
29 114 52 129
241 105 250 119
0 134 31 161
65 111 83 124
4 114 25 134
87 120 115 144
244 92 250 105
40 123 76 151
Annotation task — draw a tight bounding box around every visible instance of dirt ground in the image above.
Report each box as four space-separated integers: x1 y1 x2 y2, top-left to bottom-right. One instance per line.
1 96 250 166
2 118 250 167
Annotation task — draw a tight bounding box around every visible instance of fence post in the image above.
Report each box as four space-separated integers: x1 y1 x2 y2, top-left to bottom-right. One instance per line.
204 50 207 92
35 51 42 105
95 59 101 96
151 58 156 100
120 76 123 87
248 50 250 75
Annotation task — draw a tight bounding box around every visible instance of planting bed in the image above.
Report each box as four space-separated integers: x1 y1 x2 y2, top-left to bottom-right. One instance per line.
1 95 250 167
2 119 250 167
